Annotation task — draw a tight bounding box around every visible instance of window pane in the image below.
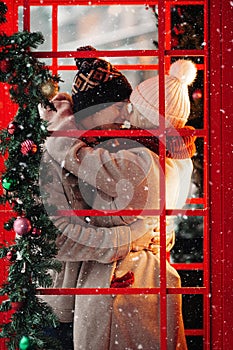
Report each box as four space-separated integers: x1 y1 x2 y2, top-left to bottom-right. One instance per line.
183 294 203 329
58 5 157 51
18 6 52 66
18 6 52 51
171 5 204 50
171 216 204 263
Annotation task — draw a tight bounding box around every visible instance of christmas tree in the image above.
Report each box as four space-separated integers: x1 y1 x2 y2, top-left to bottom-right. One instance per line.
0 2 62 349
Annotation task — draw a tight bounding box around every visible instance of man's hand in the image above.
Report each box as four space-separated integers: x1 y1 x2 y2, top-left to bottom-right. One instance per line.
130 217 159 252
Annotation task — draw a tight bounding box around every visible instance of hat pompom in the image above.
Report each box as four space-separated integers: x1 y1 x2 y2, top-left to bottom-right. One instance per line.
169 59 197 86
75 46 97 69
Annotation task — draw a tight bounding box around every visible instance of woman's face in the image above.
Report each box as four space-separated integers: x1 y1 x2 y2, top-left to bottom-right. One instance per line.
79 101 130 130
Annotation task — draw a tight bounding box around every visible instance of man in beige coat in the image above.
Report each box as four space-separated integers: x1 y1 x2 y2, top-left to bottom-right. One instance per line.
39 50 194 349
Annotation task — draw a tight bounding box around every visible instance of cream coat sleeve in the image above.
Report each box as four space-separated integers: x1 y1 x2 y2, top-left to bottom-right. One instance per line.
53 215 156 263
40 150 155 263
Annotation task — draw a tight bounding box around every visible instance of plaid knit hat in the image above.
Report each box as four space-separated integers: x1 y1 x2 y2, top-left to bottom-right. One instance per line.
130 59 197 128
72 46 132 115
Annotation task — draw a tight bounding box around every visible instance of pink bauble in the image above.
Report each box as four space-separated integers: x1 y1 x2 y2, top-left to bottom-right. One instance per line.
13 217 32 236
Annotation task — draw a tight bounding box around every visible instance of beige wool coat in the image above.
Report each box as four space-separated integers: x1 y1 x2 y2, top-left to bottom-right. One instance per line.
39 94 189 350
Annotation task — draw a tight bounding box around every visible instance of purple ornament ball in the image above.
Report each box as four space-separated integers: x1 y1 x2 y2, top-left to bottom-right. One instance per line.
13 217 32 236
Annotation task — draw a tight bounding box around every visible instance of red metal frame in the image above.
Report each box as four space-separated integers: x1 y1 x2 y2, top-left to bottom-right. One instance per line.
1 0 233 349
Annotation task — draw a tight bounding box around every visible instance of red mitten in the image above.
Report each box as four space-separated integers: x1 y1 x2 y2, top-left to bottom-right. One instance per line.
110 271 134 288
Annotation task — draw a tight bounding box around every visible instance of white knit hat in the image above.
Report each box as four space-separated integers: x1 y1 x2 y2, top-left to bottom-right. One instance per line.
130 59 197 128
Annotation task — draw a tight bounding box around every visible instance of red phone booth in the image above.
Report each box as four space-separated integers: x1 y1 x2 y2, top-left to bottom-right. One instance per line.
0 0 232 349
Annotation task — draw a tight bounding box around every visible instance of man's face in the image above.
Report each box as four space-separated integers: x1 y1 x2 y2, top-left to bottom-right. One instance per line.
79 101 130 130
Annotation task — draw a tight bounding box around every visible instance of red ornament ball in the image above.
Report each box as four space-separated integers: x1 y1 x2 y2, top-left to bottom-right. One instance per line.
31 227 42 236
0 58 11 73
6 249 17 262
13 217 32 236
192 89 202 100
21 140 37 155
7 121 19 135
11 301 24 311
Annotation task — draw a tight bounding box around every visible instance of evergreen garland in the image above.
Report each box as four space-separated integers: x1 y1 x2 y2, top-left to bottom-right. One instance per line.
0 2 62 349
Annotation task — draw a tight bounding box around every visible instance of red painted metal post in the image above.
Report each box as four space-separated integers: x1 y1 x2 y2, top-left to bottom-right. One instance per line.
23 0 30 31
52 5 58 76
203 1 211 348
157 1 168 349
220 1 233 346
